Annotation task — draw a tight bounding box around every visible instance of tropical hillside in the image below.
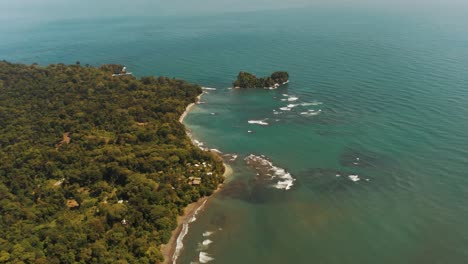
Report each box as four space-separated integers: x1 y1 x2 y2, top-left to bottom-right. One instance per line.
0 61 224 263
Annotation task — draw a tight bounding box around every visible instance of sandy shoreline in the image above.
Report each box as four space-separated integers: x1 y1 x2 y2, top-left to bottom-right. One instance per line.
178 94 201 123
161 92 232 264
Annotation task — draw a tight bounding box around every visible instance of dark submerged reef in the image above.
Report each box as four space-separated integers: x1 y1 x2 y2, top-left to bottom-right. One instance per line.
0 61 225 263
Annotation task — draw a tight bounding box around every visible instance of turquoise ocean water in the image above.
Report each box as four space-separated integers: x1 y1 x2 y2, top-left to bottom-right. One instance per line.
1 7 468 263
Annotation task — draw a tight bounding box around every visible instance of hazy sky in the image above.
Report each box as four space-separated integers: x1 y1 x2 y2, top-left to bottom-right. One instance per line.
1 0 467 21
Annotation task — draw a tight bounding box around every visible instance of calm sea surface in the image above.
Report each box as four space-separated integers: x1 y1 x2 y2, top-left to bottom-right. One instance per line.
2 7 468 264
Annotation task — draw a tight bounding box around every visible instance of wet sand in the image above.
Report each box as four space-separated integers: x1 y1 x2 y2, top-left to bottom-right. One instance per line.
179 95 201 123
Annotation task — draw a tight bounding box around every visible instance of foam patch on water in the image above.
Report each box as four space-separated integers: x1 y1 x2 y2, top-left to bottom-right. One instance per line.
197 238 214 252
199 252 214 263
287 96 299 101
301 101 322 106
223 153 238 162
287 104 298 108
244 154 296 190
279 107 291 111
172 200 208 264
202 239 213 246
202 87 217 90
300 109 321 116
203 231 214 237
210 148 222 153
248 120 269 126
191 138 208 151
348 175 360 182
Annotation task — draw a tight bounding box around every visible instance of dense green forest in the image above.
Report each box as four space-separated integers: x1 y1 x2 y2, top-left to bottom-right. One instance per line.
0 61 225 263
233 71 289 88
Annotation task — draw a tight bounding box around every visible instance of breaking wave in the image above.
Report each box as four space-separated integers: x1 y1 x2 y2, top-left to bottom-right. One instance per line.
248 120 269 126
203 231 214 237
300 101 323 106
300 109 322 116
202 239 213 246
244 154 296 190
199 252 214 263
172 200 208 264
348 175 360 182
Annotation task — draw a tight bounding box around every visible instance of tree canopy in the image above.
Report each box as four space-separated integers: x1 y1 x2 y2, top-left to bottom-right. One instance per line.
233 71 289 88
0 61 224 263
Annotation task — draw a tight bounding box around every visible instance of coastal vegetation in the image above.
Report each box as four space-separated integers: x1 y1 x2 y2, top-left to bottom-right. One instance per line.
0 61 225 263
233 71 289 88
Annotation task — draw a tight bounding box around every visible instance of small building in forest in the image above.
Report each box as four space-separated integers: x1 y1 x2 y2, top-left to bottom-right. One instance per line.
188 177 202 185
66 199 80 209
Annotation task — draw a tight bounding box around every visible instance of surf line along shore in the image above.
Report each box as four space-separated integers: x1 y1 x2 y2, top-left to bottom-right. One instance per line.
161 91 233 264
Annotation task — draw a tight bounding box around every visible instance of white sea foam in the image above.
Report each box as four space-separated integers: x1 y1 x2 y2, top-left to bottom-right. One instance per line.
199 252 214 263
279 107 291 111
203 231 214 237
202 87 217 90
172 200 208 264
224 153 238 161
210 148 222 153
244 154 296 190
271 167 295 190
268 83 280 90
194 139 204 147
287 104 298 108
300 110 320 116
282 94 289 97
202 239 213 246
348 175 360 182
300 109 322 116
280 99 287 101
248 120 269 126
287 96 299 101
300 101 323 106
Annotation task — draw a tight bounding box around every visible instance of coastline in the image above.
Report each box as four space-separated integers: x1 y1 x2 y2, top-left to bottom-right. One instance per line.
161 92 232 264
178 94 201 123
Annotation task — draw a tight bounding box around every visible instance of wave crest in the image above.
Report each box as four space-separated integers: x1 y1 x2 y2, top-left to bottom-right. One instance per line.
244 154 296 190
